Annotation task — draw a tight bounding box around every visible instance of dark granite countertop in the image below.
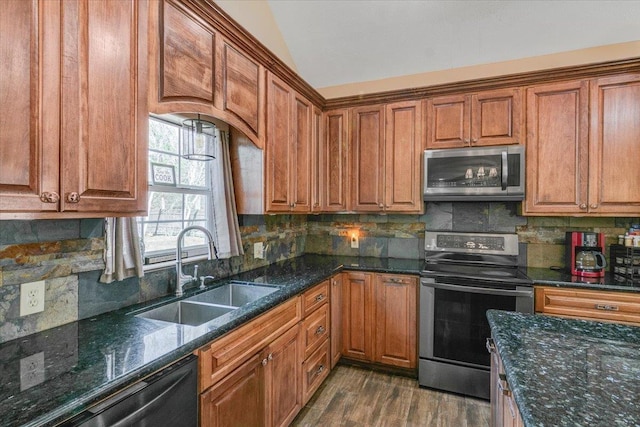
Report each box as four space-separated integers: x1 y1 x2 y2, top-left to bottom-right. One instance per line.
0 254 422 427
487 310 640 427
525 267 640 293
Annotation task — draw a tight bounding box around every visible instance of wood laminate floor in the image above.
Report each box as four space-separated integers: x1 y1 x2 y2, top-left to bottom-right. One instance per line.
291 365 490 427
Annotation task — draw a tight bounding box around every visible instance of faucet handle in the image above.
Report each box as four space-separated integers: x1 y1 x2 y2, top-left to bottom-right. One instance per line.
199 276 215 290
193 264 199 281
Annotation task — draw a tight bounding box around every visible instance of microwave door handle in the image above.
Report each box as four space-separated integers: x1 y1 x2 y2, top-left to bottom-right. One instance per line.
501 151 508 190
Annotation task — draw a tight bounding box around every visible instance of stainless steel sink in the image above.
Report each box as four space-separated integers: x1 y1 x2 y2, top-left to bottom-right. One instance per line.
185 281 278 307
135 281 279 326
136 301 235 326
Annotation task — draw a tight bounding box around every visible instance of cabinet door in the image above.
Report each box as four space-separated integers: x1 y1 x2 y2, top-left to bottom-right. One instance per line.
290 93 312 212
351 105 385 211
342 272 373 361
216 37 265 148
201 352 266 427
60 0 148 214
265 73 293 212
0 0 60 214
384 101 423 213
311 107 323 211
265 325 302 427
589 74 640 214
0 0 61 214
426 95 470 149
330 274 343 368
524 80 589 215
373 274 417 369
150 0 216 112
320 109 349 212
471 88 522 146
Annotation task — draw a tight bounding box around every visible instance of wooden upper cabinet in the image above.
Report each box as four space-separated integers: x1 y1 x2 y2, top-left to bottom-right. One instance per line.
265 72 313 213
351 105 386 211
425 95 469 149
384 101 423 212
0 0 147 218
426 88 522 149
0 0 60 214
351 101 423 213
588 74 640 215
525 75 640 216
149 0 265 147
311 106 323 212
152 0 215 107
525 80 590 215
60 0 148 215
320 109 350 212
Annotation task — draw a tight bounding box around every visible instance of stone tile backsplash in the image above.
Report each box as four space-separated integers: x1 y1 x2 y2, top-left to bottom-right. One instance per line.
1 205 638 343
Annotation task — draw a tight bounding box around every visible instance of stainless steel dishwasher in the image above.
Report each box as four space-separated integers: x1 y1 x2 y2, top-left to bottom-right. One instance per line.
61 354 198 426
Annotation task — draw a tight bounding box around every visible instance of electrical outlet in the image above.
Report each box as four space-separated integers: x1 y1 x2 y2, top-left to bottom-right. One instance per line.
254 242 264 259
337 230 349 237
20 352 45 391
20 280 45 316
350 233 359 249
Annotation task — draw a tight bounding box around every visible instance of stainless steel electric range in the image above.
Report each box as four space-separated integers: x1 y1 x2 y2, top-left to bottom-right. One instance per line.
418 231 533 400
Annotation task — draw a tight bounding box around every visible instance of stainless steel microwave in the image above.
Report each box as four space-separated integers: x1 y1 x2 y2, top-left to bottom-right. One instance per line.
423 145 525 201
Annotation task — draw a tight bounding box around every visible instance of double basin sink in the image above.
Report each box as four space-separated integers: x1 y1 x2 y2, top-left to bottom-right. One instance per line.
135 281 279 326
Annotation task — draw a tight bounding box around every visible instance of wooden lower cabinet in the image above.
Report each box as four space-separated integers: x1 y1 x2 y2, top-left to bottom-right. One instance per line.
200 352 265 427
341 271 418 369
489 338 524 427
535 286 640 326
198 297 302 427
265 325 303 427
330 274 343 368
373 274 417 369
342 272 374 361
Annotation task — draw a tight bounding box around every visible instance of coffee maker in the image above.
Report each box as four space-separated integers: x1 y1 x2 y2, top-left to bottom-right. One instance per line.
565 232 607 277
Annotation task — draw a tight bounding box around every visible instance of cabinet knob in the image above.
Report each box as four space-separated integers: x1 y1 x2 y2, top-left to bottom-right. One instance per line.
579 203 587 210
268 353 273 361
472 138 478 143
66 192 80 203
314 364 325 376
40 192 60 203
379 203 384 209
315 326 326 335
261 358 268 366
590 204 598 209
315 293 325 302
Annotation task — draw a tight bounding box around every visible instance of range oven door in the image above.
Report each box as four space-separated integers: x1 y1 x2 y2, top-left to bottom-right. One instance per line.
418 277 533 399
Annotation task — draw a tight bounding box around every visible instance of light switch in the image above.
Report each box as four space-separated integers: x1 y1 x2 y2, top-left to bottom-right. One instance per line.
254 242 264 259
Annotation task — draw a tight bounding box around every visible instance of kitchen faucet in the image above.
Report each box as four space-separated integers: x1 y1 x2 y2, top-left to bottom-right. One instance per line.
175 225 218 296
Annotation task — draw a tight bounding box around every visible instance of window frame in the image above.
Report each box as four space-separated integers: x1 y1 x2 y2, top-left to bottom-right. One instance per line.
139 116 216 269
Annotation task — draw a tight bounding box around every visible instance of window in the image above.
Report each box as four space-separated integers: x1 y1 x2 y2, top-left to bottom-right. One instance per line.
138 117 214 264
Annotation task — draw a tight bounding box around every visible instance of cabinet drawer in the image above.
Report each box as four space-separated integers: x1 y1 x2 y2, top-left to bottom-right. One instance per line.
302 340 330 404
302 280 329 317
535 286 640 326
302 303 329 359
198 297 301 392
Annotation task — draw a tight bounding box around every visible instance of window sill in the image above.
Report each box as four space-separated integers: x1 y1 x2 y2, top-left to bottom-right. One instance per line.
142 254 210 273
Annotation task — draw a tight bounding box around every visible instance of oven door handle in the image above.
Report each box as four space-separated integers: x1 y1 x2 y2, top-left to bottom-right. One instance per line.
421 278 533 297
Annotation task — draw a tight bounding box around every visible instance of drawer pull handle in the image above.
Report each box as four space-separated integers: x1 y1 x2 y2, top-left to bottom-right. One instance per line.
315 326 326 335
595 304 619 311
315 364 325 376
315 294 325 302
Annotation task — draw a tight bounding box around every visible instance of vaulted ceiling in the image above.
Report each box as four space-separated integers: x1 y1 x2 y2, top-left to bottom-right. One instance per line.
264 0 640 90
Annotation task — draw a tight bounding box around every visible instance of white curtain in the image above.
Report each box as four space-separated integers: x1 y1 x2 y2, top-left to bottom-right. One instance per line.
211 129 244 258
100 217 144 283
